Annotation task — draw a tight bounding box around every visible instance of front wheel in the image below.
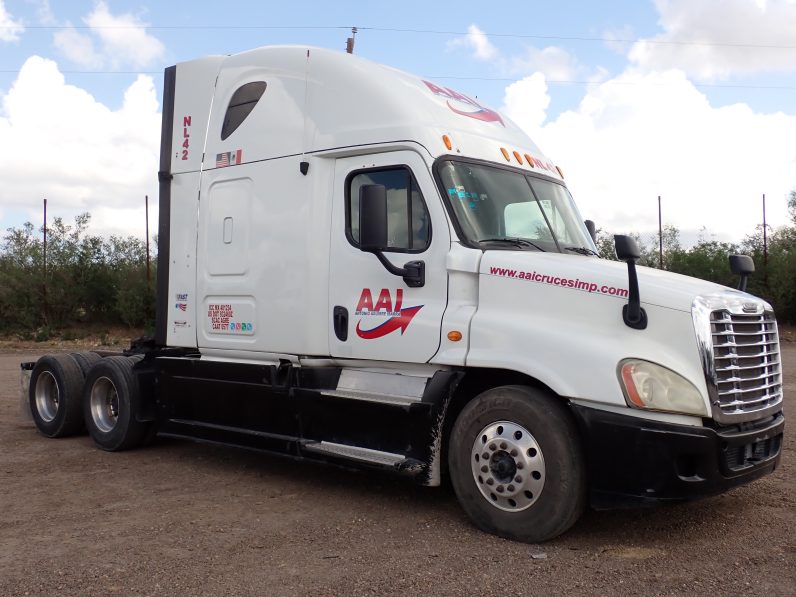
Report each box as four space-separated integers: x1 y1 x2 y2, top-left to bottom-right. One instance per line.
448 385 586 543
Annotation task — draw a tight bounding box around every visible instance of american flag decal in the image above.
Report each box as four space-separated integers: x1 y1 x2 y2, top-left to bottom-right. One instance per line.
215 149 243 168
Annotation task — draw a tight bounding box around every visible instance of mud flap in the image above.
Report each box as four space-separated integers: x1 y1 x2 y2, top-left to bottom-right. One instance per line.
19 362 34 425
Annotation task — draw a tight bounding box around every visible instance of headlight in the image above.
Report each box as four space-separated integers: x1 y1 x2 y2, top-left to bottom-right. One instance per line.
618 359 708 417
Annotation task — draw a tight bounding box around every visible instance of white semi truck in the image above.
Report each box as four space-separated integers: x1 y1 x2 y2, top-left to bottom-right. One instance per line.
23 46 784 542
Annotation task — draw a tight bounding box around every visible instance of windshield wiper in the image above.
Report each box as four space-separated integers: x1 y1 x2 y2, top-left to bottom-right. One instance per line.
564 246 600 256
479 237 546 252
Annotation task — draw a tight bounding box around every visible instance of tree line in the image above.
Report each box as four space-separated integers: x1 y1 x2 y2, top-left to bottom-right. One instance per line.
0 213 154 338
595 191 796 324
0 195 794 339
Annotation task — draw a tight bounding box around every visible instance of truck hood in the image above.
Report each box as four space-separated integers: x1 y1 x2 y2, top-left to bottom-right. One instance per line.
479 250 751 313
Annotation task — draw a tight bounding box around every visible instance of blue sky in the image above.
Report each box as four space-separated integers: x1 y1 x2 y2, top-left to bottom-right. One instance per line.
1 0 795 244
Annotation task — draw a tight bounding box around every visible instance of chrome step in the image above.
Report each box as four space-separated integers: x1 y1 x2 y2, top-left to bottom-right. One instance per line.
320 389 420 406
321 369 429 406
302 441 405 467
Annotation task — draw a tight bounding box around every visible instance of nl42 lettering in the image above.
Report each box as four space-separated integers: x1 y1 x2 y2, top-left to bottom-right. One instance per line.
179 115 191 161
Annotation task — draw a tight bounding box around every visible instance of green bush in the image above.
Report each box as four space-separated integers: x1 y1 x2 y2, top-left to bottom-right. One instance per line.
0 213 156 334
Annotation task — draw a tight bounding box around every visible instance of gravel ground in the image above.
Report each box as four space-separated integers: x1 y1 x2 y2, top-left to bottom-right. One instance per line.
1 346 794 596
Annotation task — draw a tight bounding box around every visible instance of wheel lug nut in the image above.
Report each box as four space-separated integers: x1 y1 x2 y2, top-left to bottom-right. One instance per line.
507 485 515 492
481 465 488 473
489 444 496 451
510 449 518 457
496 485 504 493
482 452 489 460
516 462 524 469
515 475 522 483
500 442 507 450
486 478 494 486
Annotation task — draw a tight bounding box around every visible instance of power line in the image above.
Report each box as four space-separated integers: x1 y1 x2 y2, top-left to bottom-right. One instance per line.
4 23 796 50
428 77 796 91
0 69 794 91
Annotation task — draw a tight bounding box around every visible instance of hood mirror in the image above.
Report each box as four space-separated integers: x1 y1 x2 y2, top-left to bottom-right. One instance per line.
729 254 755 292
614 235 647 330
584 220 597 243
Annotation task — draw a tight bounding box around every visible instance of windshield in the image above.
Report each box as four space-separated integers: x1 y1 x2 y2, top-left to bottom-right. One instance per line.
437 160 597 254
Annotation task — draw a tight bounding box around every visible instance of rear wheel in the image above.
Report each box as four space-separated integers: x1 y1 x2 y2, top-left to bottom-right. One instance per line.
28 354 85 438
69 351 102 377
83 356 151 451
448 385 586 543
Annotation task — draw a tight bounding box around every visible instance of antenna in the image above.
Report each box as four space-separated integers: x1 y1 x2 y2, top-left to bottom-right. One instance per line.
346 27 358 54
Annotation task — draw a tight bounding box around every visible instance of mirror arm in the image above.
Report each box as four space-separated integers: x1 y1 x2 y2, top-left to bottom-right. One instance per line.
738 273 749 292
622 260 647 329
369 250 425 288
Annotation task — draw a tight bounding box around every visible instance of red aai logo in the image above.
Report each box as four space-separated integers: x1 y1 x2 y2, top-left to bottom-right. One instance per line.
422 80 504 126
355 288 423 339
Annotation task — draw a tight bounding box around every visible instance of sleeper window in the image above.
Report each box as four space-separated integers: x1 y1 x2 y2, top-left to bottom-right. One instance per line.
221 81 267 140
347 168 430 253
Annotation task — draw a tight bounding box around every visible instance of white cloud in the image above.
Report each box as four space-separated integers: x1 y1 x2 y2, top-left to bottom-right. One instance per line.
0 56 161 238
0 0 24 42
503 68 796 240
448 24 498 61
629 0 796 78
510 46 579 81
52 1 165 70
502 73 550 133
449 23 582 81
30 0 56 26
85 1 165 69
53 25 103 69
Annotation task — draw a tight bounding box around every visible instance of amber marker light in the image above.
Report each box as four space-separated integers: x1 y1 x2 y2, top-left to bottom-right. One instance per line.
524 153 534 168
513 151 523 164
447 330 463 342
556 166 565 179
442 134 452 150
620 363 645 408
500 147 511 161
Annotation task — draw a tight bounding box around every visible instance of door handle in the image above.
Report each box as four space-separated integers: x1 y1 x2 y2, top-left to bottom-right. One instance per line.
333 306 348 341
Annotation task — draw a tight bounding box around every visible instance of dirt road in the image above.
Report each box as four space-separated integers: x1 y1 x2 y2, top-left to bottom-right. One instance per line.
1 347 794 596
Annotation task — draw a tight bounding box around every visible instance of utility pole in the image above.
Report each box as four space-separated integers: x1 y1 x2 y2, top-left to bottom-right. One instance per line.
763 193 768 287
346 27 358 54
658 195 663 269
42 198 48 324
145 195 151 290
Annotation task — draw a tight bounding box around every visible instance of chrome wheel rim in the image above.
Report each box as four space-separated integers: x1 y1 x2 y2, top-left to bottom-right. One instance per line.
34 371 59 422
471 420 545 512
90 376 119 433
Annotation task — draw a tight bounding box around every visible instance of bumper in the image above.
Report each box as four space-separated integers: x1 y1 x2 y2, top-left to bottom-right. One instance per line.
569 403 784 509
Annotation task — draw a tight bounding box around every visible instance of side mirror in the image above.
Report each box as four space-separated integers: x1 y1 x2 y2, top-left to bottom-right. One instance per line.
584 220 597 243
614 235 647 330
614 234 641 261
359 184 388 251
358 184 425 288
729 254 755 292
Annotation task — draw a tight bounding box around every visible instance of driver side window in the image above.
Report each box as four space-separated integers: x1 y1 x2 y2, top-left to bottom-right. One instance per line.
346 167 431 253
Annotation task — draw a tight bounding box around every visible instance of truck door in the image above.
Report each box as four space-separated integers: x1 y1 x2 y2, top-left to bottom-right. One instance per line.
329 151 450 362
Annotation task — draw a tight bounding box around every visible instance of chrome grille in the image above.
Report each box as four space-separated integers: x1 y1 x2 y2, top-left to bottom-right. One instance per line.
710 310 782 418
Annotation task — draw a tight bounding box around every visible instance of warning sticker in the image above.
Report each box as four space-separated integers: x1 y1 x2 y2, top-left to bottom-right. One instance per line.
207 303 254 334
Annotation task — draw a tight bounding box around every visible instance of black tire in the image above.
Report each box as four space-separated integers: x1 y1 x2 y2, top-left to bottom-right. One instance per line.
448 385 586 543
69 351 102 377
28 354 85 438
83 355 151 451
